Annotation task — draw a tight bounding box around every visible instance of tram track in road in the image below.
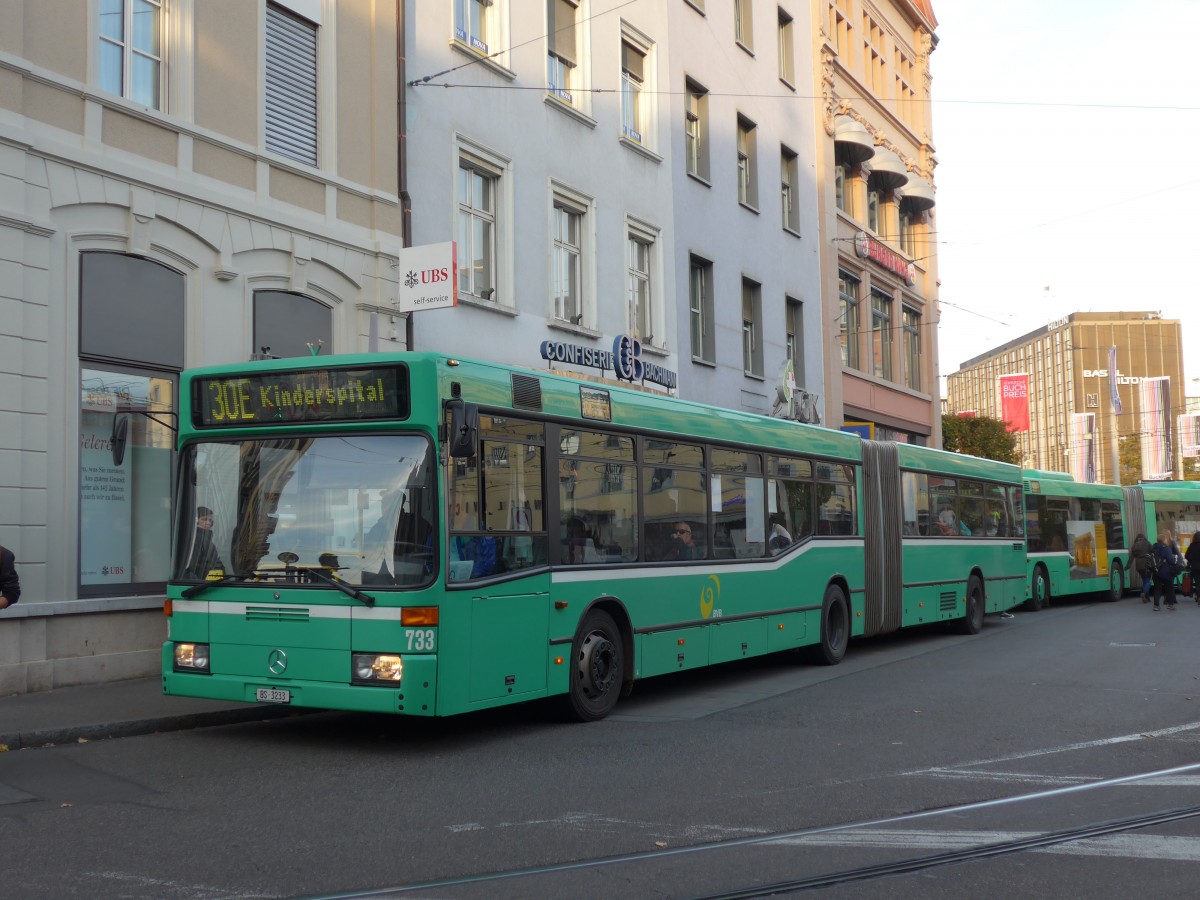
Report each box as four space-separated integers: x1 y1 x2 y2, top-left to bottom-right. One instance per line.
308 761 1200 900
691 805 1200 898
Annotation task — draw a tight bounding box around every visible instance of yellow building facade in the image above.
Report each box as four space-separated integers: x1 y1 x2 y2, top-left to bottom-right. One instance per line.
814 0 941 445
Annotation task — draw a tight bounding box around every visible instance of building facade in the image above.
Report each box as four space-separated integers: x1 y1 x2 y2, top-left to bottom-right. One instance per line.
813 0 941 444
0 0 402 693
404 1 825 416
945 312 1185 485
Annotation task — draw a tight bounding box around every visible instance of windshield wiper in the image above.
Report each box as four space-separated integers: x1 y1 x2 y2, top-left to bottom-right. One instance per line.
293 565 376 607
179 572 251 599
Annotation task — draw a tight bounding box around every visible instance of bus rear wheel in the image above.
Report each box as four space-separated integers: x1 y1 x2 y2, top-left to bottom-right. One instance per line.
1025 565 1049 611
956 575 985 635
564 609 624 722
1107 560 1124 602
809 584 849 666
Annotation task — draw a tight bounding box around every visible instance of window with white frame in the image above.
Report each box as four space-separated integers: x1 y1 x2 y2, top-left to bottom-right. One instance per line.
99 0 164 109
839 270 861 370
458 154 499 301
871 290 892 380
685 79 709 181
627 226 656 344
455 0 498 55
689 255 715 363
734 0 753 50
547 0 580 106
552 194 586 324
786 297 804 386
742 278 763 377
867 188 880 234
620 37 647 145
781 146 800 233
737 115 758 208
903 305 921 391
265 3 319 166
778 8 795 85
835 163 852 215
899 207 916 256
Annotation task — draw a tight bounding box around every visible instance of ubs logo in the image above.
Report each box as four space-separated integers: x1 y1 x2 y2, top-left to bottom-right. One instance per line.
267 649 288 675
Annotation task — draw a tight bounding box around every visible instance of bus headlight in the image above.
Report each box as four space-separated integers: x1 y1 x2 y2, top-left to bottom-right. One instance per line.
174 642 210 673
352 653 403 684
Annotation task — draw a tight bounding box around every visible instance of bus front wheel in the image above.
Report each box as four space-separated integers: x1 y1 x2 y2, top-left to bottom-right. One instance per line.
564 609 625 722
957 575 985 635
809 584 849 666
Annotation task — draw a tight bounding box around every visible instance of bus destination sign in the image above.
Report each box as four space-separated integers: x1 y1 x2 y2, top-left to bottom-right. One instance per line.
193 366 407 427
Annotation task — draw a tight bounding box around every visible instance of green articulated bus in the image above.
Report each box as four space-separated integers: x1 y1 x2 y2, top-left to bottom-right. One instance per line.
1022 470 1129 609
1123 480 1200 585
163 353 1026 721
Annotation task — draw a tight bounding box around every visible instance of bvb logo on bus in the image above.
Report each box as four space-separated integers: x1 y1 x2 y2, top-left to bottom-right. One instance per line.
700 575 720 619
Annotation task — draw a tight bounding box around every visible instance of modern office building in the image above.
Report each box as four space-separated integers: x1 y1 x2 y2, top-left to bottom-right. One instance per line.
945 312 1186 484
403 1 825 416
0 1 402 693
813 0 942 444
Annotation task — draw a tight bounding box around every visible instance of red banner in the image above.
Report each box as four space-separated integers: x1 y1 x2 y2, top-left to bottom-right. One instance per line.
999 374 1030 432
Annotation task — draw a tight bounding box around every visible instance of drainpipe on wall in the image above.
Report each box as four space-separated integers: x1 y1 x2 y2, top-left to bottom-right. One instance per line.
397 0 413 351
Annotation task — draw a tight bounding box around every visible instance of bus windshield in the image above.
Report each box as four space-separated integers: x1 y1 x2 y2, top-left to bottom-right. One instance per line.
176 434 435 589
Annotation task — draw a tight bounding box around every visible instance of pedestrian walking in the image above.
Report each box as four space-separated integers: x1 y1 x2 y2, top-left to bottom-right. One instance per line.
1185 531 1200 603
1151 532 1178 611
0 542 19 610
1131 532 1154 603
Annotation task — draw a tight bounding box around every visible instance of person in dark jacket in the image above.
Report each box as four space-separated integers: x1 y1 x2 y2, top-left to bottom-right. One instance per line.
1185 531 1200 603
1131 532 1154 603
0 543 19 609
1151 532 1178 611
184 507 225 579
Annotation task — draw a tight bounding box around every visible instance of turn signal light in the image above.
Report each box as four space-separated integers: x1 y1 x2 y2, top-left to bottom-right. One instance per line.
401 607 439 626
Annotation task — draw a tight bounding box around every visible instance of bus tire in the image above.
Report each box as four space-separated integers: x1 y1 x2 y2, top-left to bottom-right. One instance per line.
1107 560 1124 602
1025 565 1049 611
810 584 849 666
563 609 624 722
957 575 985 635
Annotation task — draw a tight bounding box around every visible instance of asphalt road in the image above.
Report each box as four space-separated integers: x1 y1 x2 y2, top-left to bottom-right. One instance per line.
5 594 1200 899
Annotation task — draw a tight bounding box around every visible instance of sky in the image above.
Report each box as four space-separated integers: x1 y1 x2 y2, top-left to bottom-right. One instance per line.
928 0 1200 394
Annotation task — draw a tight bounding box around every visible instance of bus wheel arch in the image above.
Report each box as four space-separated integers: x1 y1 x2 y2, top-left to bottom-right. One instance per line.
1026 564 1050 611
562 600 630 722
808 580 850 666
956 572 985 635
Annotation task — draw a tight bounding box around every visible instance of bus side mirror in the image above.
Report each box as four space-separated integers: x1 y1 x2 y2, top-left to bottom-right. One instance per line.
445 400 479 459
111 413 129 466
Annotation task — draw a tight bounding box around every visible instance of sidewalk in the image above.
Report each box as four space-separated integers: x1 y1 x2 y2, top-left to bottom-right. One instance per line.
0 677 303 751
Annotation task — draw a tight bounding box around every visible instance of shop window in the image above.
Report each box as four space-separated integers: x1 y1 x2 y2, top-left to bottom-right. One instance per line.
79 252 183 596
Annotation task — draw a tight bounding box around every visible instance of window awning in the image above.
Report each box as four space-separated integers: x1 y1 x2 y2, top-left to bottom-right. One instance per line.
833 116 875 165
867 149 908 192
901 177 936 211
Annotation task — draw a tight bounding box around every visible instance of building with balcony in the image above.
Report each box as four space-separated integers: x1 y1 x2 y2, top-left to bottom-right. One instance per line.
813 0 941 444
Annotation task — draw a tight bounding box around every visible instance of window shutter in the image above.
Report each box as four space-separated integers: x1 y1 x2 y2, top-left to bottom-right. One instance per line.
265 4 318 166
621 42 644 82
548 0 576 65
